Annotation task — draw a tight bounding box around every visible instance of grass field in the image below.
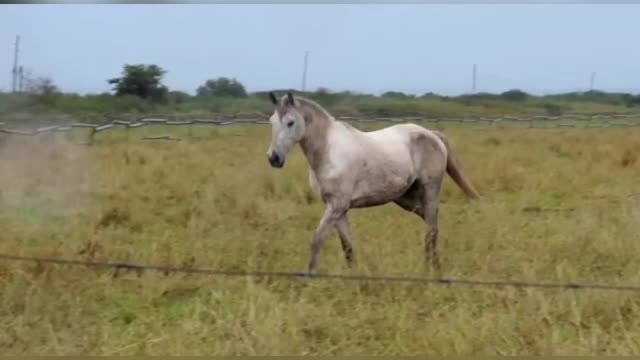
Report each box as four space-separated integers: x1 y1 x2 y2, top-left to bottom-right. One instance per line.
0 122 639 355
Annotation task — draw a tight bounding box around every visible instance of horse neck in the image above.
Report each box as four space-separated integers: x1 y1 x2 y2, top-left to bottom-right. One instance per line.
298 103 333 171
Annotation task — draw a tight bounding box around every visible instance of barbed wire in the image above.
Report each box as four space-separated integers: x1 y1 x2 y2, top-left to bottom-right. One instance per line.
0 113 639 143
2 252 640 293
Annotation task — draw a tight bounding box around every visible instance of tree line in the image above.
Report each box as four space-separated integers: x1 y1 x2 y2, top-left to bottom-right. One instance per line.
103 64 640 108
2 63 639 119
107 64 249 102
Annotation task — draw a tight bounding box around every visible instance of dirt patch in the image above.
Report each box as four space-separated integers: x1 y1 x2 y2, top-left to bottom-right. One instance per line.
0 132 91 218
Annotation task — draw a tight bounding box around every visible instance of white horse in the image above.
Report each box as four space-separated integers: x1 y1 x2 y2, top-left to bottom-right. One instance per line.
266 92 480 274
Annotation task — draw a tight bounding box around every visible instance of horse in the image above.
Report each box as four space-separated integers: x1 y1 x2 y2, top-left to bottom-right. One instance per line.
265 91 480 275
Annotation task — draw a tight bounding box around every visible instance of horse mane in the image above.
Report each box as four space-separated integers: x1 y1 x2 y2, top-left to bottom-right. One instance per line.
285 95 335 123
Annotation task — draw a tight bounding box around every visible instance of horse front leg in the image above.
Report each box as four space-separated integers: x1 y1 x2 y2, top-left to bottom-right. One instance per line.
307 202 347 274
336 215 355 267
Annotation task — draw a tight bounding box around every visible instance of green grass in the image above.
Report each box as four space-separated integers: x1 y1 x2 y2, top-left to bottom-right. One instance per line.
0 122 639 355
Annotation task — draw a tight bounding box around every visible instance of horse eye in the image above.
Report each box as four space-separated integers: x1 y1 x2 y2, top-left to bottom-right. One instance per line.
287 121 294 128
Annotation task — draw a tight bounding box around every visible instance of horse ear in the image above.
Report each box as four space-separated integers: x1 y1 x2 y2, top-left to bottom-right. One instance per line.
286 92 295 107
269 92 278 105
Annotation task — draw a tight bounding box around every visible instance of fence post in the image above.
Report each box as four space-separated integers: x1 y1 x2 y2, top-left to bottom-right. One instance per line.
87 127 97 146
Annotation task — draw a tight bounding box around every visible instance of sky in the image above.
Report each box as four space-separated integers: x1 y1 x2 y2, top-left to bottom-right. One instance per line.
1 3 639 96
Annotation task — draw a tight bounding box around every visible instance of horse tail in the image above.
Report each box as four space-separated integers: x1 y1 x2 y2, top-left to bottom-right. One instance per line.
432 130 480 200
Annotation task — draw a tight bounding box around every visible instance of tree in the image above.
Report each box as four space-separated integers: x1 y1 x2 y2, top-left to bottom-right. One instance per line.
381 91 410 98
623 94 640 108
168 90 190 104
420 92 442 99
500 89 529 102
196 77 247 98
314 87 332 95
108 64 169 103
25 76 58 97
24 74 60 106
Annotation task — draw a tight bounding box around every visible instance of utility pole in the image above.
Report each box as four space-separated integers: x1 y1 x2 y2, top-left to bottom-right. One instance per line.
12 35 20 93
301 50 309 92
589 71 596 91
18 66 24 93
471 63 477 93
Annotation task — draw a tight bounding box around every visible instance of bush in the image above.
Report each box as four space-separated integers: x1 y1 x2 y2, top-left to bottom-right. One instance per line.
501 89 529 102
196 77 248 98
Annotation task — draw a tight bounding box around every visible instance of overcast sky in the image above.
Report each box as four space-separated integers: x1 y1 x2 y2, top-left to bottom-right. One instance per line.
1 4 639 95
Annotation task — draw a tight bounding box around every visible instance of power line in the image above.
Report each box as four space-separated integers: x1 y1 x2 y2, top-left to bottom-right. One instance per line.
2 253 640 293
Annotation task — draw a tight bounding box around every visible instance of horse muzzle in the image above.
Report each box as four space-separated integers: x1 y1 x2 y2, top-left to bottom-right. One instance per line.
267 152 285 168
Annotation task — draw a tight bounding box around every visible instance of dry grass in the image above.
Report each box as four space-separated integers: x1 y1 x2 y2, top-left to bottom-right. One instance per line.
0 123 639 355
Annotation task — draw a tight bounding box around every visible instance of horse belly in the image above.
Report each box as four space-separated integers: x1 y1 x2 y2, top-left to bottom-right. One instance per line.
349 169 415 208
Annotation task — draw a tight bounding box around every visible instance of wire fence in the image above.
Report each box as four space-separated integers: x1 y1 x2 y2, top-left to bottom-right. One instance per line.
1 112 639 143
2 252 640 293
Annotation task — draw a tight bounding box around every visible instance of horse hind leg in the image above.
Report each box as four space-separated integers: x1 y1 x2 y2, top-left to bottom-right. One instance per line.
393 181 425 219
422 177 443 270
394 178 442 270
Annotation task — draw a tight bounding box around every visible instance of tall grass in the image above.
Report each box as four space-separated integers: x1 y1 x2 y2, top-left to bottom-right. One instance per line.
0 123 639 355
